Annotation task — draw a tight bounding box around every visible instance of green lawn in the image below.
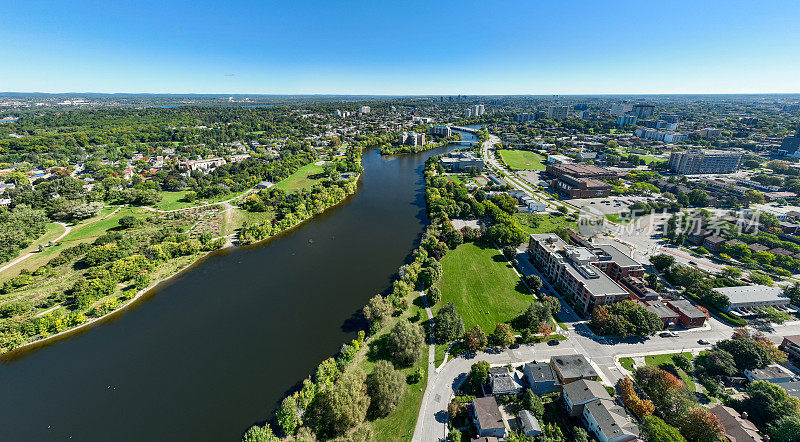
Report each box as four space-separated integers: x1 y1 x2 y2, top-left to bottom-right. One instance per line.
644 352 696 392
499 149 545 170
619 357 635 372
434 242 533 333
275 162 326 192
62 208 150 242
514 213 577 235
157 190 249 211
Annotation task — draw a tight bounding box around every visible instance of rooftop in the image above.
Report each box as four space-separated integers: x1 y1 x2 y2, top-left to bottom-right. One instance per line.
552 355 599 381
563 379 611 405
472 397 504 431
712 285 788 305
584 399 640 440
524 361 559 383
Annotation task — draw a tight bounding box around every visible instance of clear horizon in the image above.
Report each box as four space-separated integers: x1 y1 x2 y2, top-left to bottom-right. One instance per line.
3 0 799 95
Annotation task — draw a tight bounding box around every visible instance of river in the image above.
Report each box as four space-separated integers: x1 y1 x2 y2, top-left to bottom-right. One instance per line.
0 130 477 441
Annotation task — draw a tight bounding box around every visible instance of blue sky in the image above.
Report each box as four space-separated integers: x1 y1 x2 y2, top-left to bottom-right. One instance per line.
2 0 799 94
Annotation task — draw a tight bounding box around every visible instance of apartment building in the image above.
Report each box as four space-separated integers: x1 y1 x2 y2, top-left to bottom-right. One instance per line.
429 125 452 137
667 149 743 174
528 234 640 314
547 106 570 120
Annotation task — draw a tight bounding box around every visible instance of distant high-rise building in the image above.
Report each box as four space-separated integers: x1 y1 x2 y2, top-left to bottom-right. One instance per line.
334 109 350 117
399 132 426 146
359 106 371 114
783 123 800 157
578 110 590 120
429 125 452 137
616 115 638 127
632 104 655 119
610 103 633 116
465 108 472 118
668 150 743 174
661 114 680 124
547 106 569 120
516 112 533 122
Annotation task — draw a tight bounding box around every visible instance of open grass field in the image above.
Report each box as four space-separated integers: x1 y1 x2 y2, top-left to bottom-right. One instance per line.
275 162 325 192
156 191 193 211
515 213 577 235
499 149 545 170
434 242 532 333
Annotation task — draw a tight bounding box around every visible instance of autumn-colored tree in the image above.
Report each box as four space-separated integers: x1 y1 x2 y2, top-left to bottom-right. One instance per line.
678 407 726 442
538 321 553 338
493 323 515 347
618 377 654 419
465 325 487 351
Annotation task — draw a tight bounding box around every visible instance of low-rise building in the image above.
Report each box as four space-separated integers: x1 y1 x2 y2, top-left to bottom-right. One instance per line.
439 151 484 172
562 379 610 417
642 301 680 329
489 369 523 396
472 397 506 438
744 364 795 384
551 355 599 385
709 405 763 442
523 361 561 395
665 299 707 328
780 335 800 361
519 410 542 437
713 285 791 313
582 399 640 442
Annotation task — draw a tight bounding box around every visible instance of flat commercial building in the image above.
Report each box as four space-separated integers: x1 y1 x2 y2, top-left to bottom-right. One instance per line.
713 284 791 313
546 163 616 180
668 150 743 174
439 151 484 171
546 163 615 198
529 234 637 314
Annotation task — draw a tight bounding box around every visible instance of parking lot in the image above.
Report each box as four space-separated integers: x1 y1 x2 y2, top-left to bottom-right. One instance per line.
570 196 664 216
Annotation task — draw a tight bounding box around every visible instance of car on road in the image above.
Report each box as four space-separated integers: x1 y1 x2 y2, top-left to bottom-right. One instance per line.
689 260 698 265
659 331 679 338
698 339 710 345
509 343 520 349
547 339 560 346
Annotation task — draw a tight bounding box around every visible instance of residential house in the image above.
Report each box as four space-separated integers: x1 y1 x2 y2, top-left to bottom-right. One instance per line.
562 379 611 417
709 405 763 442
523 361 561 395
519 410 542 437
489 367 523 396
472 397 506 438
582 399 640 442
551 355 599 385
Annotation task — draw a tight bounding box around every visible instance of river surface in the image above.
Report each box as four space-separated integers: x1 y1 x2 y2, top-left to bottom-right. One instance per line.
0 131 476 441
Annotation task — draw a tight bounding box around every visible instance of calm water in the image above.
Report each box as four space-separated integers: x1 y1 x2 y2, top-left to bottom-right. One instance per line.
0 133 474 441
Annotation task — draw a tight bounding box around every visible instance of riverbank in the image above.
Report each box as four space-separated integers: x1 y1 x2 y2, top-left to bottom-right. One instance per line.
1 172 364 359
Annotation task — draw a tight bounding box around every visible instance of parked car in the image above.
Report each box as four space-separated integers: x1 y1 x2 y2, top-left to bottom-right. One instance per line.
547 339 560 346
698 339 710 345
660 331 679 338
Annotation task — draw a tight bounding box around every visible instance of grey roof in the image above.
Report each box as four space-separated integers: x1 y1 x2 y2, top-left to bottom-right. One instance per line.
667 299 707 319
713 285 789 306
519 410 542 436
524 361 558 383
491 372 522 393
472 397 504 430
584 399 640 440
530 234 629 299
562 379 610 405
774 380 800 399
593 243 642 269
552 355 599 381
644 302 679 319
747 365 794 381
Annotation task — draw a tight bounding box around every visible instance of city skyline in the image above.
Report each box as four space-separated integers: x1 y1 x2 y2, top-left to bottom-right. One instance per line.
2 0 799 95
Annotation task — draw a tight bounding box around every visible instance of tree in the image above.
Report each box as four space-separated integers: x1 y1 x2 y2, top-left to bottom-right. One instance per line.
696 349 737 376
183 191 198 202
388 319 425 366
362 295 392 326
319 367 370 437
641 416 686 442
426 286 441 306
502 245 518 260
277 395 301 436
520 302 551 329
447 429 461 442
741 381 800 426
434 302 464 343
521 388 544 419
542 296 561 316
749 271 774 286
590 300 661 338
493 323 515 347
538 322 553 338
572 427 590 442
118 215 143 229
367 360 405 417
242 424 279 442
721 266 742 279
717 338 770 371
469 361 490 391
678 407 725 442
650 254 675 273
525 275 543 293
464 325 487 351
419 260 442 287
768 414 800 442
688 189 708 207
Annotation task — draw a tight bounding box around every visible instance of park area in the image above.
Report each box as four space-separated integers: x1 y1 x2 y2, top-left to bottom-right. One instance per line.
433 242 532 333
275 162 326 192
499 149 545 170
